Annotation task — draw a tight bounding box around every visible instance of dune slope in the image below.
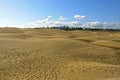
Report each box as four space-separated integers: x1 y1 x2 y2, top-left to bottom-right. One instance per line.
0 28 120 80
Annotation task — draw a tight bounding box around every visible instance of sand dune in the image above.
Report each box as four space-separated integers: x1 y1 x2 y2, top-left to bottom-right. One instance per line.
0 28 120 80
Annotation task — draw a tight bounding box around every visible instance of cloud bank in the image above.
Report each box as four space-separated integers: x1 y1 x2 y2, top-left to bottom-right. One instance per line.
0 15 120 29
26 16 120 29
27 16 81 28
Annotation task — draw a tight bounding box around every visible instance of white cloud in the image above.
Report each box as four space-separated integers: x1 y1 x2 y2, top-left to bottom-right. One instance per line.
0 24 8 28
0 24 25 28
37 16 52 23
81 21 120 29
58 16 67 21
27 17 81 28
26 16 120 29
82 21 102 28
74 14 86 19
0 16 120 29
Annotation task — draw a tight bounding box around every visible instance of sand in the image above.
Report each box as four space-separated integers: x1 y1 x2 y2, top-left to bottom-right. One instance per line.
0 28 120 80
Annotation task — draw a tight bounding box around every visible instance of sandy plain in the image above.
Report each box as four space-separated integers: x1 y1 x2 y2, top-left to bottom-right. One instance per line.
0 28 120 80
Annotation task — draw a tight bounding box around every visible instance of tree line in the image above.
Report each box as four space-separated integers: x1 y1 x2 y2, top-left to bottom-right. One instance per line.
34 26 120 31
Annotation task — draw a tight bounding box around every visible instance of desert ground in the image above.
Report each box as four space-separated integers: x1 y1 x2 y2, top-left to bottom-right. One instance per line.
0 28 120 80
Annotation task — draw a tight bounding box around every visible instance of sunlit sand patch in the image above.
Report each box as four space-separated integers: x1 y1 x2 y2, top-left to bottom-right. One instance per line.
91 40 120 49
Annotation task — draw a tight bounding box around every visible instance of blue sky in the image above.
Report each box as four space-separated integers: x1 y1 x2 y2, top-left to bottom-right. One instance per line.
0 0 120 28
